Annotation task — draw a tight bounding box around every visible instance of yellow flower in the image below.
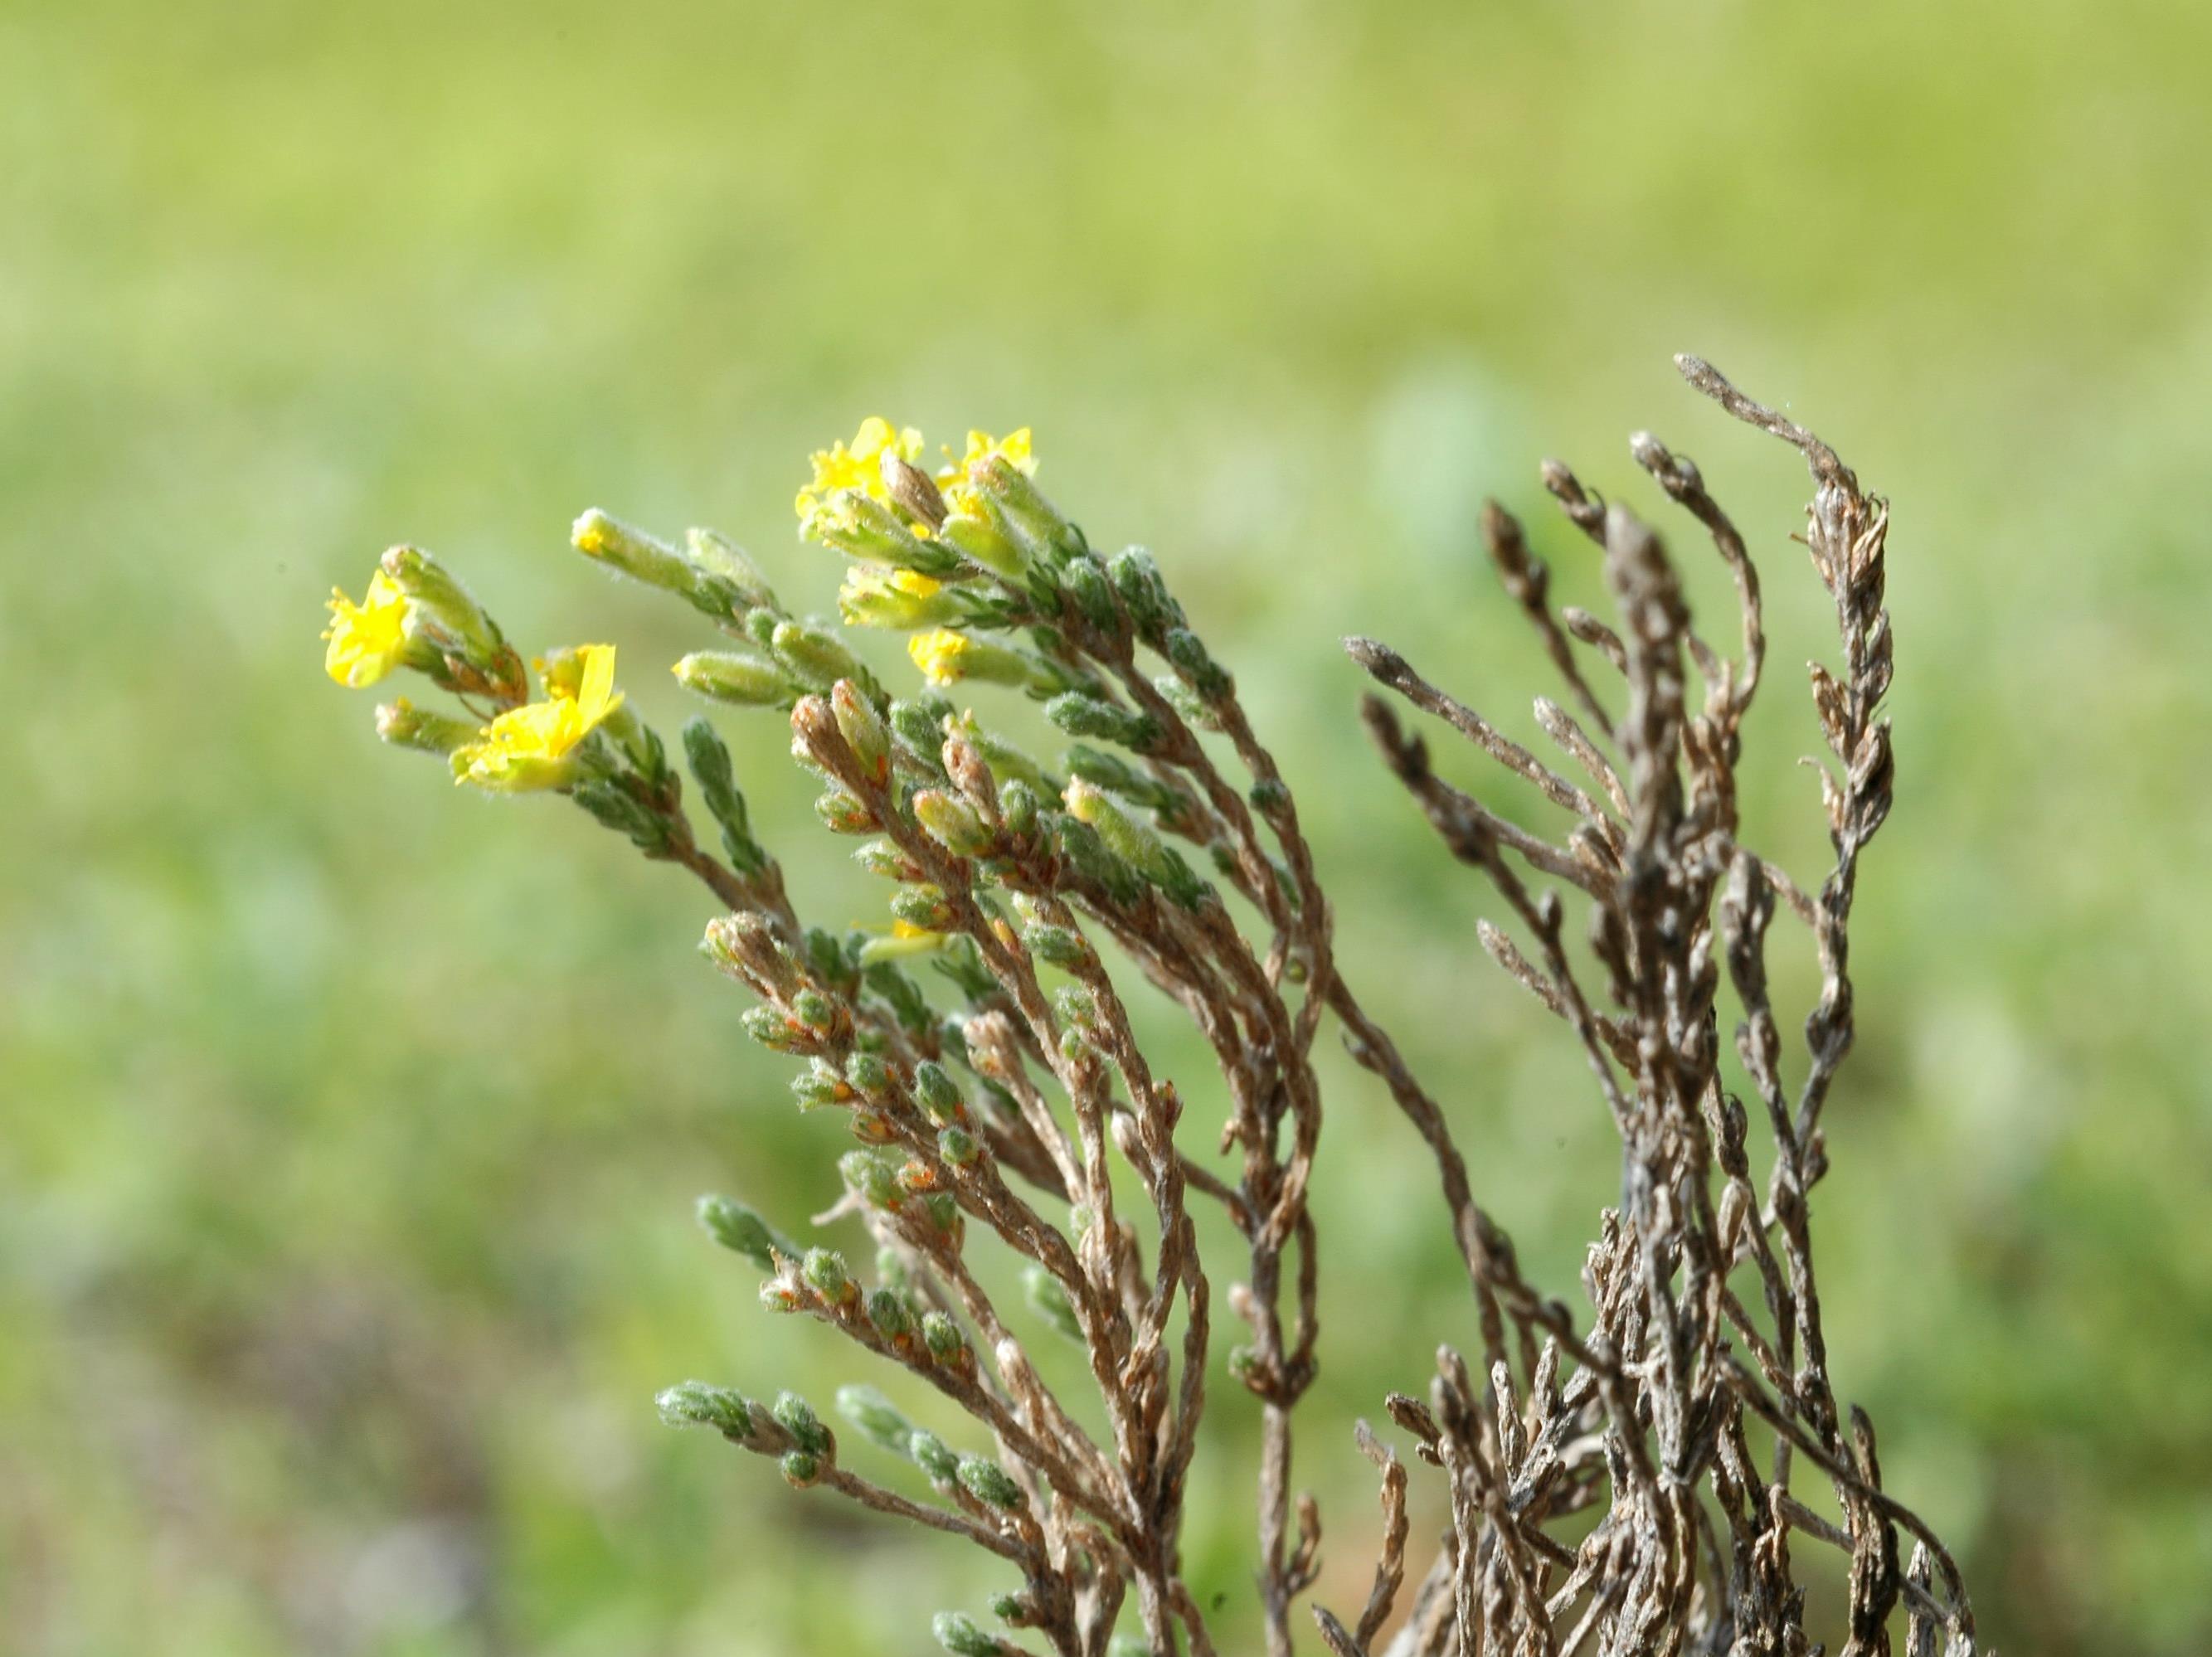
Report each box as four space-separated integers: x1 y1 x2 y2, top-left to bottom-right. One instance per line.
795 416 924 530
323 570 411 688
907 628 972 686
936 428 1036 516
451 643 625 791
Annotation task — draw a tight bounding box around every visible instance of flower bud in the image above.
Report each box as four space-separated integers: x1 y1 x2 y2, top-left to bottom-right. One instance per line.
835 1384 914 1453
790 1059 849 1110
814 788 875 834
374 697 479 756
1044 692 1159 754
933 1612 1000 1657
672 649 788 707
840 1149 904 1211
913 790 994 858
844 1051 891 1098
772 620 867 692
921 1311 968 1364
803 1247 855 1304
891 885 955 933
741 1005 802 1052
970 454 1080 561
685 525 780 610
912 1062 965 1125
957 1455 1026 1510
571 506 683 582
379 545 509 668
779 1450 822 1487
910 1429 960 1486
868 1286 914 1340
696 1194 792 1268
1022 1265 1083 1344
998 778 1042 840
772 1391 832 1457
655 1380 752 1438
831 680 891 783
790 988 836 1031
936 1125 979 1167
839 566 963 629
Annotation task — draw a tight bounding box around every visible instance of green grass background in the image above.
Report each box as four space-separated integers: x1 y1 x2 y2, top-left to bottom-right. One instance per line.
6 2 2212 1651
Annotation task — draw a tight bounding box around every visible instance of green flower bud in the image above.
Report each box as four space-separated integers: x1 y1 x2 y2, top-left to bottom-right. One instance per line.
1023 1265 1084 1344
835 1384 913 1453
685 526 780 610
1054 815 1145 906
831 679 892 782
696 1194 792 1268
772 1391 832 1457
779 1449 822 1487
655 1380 751 1438
972 454 1080 561
868 1286 914 1340
933 1612 999 1657
1065 780 1208 909
888 693 956 765
853 838 913 880
573 508 696 593
936 1125 979 1166
1163 626 1231 698
814 788 876 833
802 1247 853 1302
922 1193 960 1236
673 649 788 707
759 1279 802 1314
373 697 479 757
1106 547 1181 641
1248 776 1291 814
1061 554 1120 631
844 1050 891 1098
743 607 780 649
921 1311 968 1363
814 490 964 576
988 1591 1029 1625
1020 920 1088 969
913 789 994 858
956 1455 1026 1509
1044 692 1159 754
1053 984 1098 1032
840 1149 904 1211
891 885 955 933
791 1062 848 1110
909 1429 960 1485
791 989 837 1031
379 545 509 667
1154 670 1220 731
741 1005 801 1052
998 778 1042 840
939 489 1028 578
772 620 868 693
912 1061 965 1125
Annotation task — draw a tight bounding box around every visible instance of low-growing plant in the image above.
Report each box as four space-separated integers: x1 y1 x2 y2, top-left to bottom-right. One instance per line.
324 357 1980 1655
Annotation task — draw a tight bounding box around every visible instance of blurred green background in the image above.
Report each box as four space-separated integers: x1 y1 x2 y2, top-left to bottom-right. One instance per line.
7 1 2211 1651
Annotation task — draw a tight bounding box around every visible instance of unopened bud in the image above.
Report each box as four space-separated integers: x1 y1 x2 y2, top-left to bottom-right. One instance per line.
696 1194 791 1268
673 649 787 707
913 789 994 858
655 1380 751 1438
957 1455 1026 1510
831 680 891 782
